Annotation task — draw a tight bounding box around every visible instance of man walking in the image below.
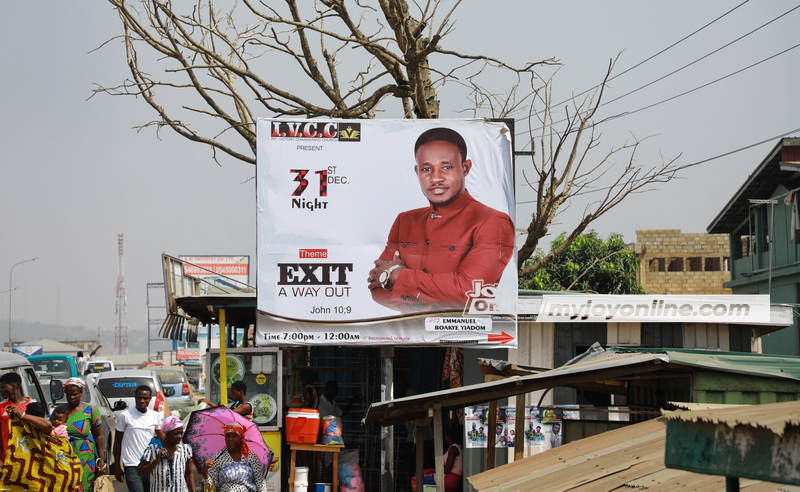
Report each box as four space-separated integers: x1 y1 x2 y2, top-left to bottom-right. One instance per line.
114 385 164 492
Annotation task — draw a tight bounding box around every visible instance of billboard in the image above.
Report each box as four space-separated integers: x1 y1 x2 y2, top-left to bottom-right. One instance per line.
178 255 250 289
256 119 517 346
13 345 42 357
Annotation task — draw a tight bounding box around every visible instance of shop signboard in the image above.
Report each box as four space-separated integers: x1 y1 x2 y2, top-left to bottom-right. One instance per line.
177 349 200 360
14 345 43 356
256 119 517 347
205 348 282 431
179 255 251 289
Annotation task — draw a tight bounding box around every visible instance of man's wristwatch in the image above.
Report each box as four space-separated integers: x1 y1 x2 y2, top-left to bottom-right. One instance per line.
379 264 402 290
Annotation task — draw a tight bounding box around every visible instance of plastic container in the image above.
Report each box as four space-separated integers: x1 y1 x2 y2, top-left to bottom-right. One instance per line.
294 485 307 492
294 466 309 485
320 415 344 445
286 408 320 443
315 484 332 492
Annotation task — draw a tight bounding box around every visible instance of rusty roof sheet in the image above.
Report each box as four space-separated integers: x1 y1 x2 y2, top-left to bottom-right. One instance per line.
467 416 790 491
366 348 800 427
663 400 800 436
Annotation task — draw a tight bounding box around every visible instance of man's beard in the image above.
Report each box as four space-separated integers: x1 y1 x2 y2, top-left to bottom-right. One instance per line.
429 188 465 209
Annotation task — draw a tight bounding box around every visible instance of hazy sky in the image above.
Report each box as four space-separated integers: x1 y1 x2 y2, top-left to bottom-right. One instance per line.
1 1 798 353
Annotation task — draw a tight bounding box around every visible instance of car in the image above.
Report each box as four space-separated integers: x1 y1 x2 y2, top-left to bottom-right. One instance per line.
95 369 171 419
86 358 114 374
151 366 196 419
82 373 118 471
0 352 61 405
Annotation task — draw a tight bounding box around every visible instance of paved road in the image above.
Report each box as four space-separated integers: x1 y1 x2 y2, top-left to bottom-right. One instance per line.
111 470 205 492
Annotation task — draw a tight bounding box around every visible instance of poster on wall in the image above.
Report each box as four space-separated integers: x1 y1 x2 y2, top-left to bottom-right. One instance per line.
255 119 517 347
464 406 563 450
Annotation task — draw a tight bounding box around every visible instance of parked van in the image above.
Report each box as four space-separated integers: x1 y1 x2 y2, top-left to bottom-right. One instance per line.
0 352 63 405
27 354 82 379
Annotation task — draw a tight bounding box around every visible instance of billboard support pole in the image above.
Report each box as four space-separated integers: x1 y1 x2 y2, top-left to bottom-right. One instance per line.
381 346 395 491
219 308 228 406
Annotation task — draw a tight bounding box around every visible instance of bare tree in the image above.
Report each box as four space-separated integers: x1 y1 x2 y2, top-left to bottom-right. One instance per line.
95 0 678 274
516 61 679 272
95 0 551 164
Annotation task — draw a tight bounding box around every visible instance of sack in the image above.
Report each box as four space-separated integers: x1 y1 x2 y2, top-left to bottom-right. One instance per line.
337 450 365 492
94 475 115 492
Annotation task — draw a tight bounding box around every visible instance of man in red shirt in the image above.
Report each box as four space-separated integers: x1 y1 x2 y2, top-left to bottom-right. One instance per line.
368 127 514 312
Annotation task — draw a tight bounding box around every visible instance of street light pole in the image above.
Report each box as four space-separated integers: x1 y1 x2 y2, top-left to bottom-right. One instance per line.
8 257 38 352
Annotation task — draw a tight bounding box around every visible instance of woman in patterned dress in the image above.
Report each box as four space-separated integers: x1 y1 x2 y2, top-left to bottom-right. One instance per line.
201 422 268 492
137 416 195 492
0 372 33 462
62 377 106 492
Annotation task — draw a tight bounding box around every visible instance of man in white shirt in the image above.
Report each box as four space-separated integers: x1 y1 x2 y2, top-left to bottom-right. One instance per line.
114 385 164 492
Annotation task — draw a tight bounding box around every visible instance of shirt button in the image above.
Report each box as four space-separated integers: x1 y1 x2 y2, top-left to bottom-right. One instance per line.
449 245 455 251
423 268 429 273
425 240 430 245
401 243 407 248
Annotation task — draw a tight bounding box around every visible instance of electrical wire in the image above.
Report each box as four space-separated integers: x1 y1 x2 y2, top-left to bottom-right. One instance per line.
588 4 800 111
514 127 800 204
516 0 753 146
548 0 751 110
518 2 800 149
516 40 800 153
598 42 800 125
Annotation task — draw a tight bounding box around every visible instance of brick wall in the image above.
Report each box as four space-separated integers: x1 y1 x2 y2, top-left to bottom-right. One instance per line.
633 229 731 295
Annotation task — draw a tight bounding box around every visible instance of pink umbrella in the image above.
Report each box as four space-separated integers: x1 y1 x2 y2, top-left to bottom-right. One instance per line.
183 405 274 474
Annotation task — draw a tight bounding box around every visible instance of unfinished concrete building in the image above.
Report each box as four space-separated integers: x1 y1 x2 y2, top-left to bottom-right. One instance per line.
632 229 731 295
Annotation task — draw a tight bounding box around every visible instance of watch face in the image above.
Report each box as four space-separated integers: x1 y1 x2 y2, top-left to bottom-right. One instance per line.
379 271 390 283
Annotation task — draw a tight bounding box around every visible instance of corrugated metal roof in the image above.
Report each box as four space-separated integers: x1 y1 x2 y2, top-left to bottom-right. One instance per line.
708 137 800 233
663 399 800 436
616 347 800 381
364 351 671 426
467 416 789 491
365 348 800 426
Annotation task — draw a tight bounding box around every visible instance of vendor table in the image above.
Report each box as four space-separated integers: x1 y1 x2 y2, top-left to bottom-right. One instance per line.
288 443 344 491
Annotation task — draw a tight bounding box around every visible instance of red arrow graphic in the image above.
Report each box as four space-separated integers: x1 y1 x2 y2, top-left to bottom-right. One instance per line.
487 331 515 344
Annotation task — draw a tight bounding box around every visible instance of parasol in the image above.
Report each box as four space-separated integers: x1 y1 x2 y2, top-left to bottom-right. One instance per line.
182 405 273 474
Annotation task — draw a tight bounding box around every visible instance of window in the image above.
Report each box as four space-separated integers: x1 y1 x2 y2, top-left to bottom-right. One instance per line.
641 323 683 348
687 257 702 271
649 258 665 272
704 257 721 271
760 206 770 252
667 258 684 272
97 377 156 398
21 369 44 402
729 325 752 353
734 232 755 258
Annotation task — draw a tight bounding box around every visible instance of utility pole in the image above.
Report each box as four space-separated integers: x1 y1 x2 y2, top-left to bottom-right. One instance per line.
114 234 129 354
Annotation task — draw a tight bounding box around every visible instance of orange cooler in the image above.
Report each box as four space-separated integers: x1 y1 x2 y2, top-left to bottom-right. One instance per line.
286 408 320 443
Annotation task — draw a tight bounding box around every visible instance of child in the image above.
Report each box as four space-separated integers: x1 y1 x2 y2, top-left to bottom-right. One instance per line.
49 405 69 438
8 402 67 437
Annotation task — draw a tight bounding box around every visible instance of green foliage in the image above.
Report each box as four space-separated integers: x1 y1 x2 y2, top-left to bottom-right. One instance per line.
519 231 645 294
